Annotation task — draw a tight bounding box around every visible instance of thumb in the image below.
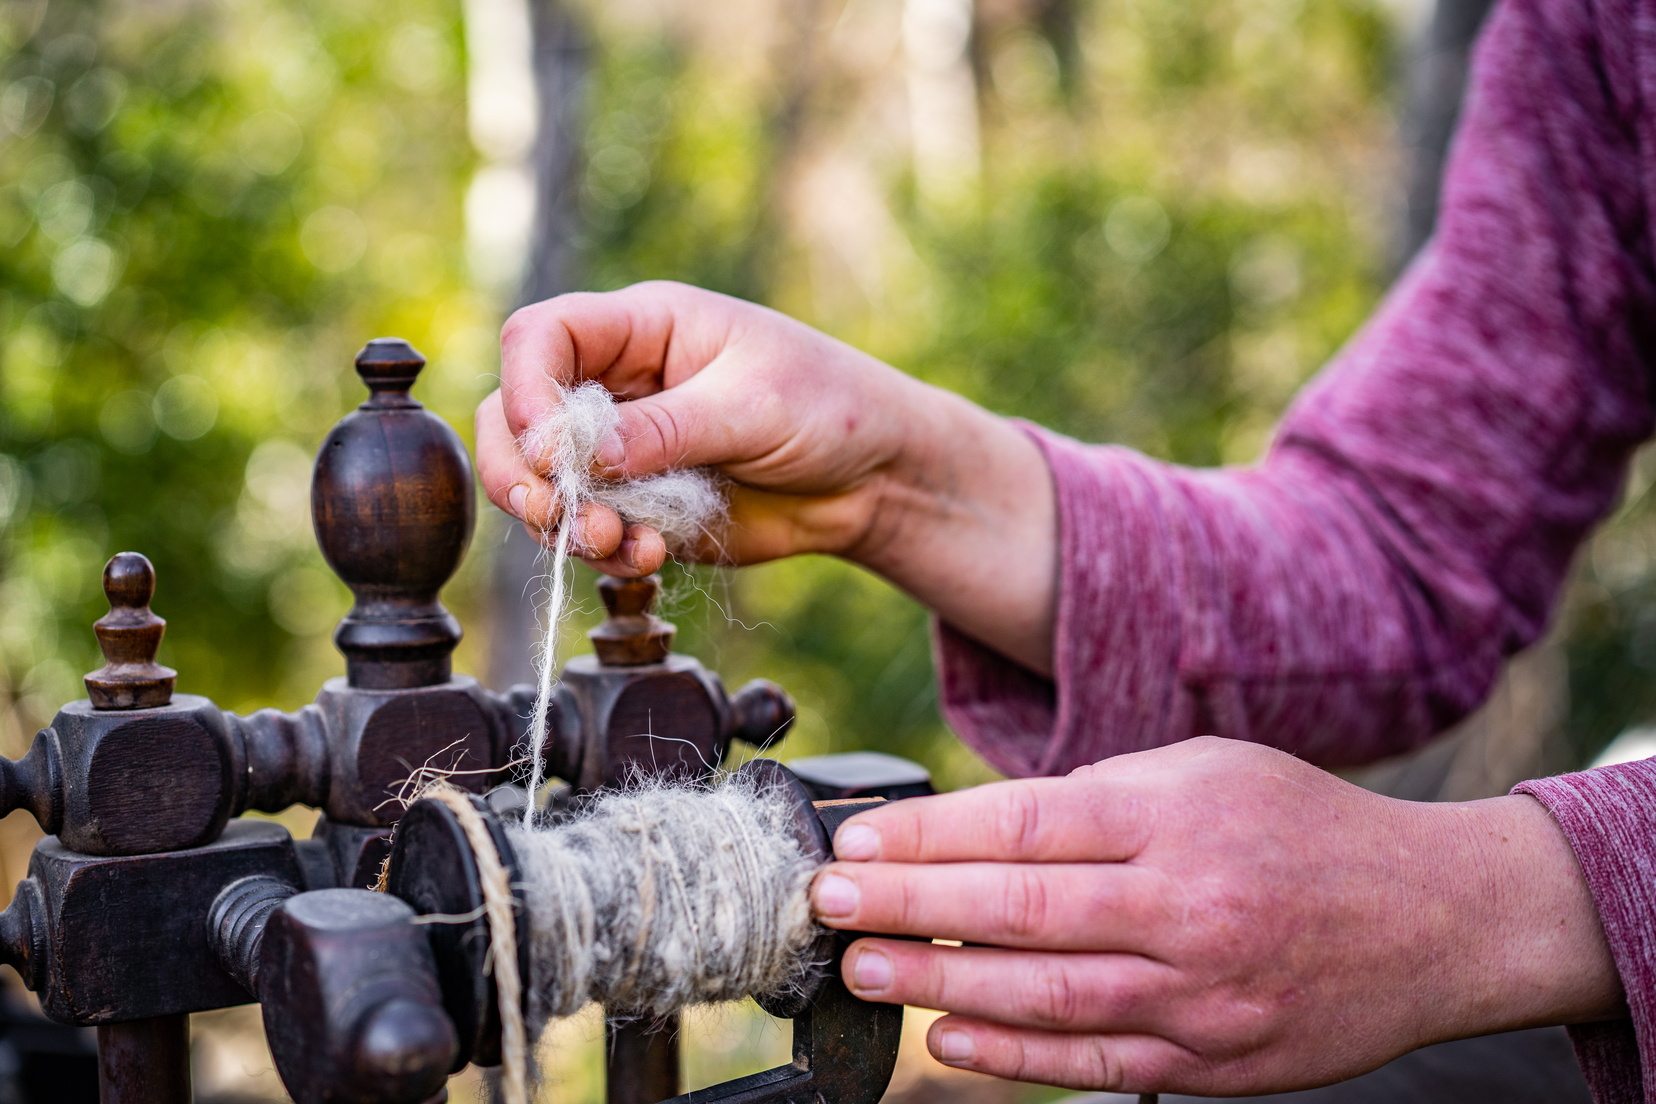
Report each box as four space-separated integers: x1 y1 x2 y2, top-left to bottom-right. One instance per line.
603 375 748 478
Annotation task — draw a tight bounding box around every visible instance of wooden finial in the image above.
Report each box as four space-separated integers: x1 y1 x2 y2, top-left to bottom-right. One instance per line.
353 337 426 401
589 575 675 666
85 552 177 710
313 338 475 689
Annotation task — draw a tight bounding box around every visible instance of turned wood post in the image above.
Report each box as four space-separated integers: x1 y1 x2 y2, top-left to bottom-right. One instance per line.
82 554 193 1104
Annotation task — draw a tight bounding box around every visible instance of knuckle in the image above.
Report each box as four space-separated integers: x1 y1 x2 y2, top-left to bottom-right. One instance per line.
1002 1033 1039 1083
480 473 514 509
1083 868 1127 915
997 782 1044 857
473 442 506 488
1026 961 1080 1028
885 944 943 1008
1109 791 1156 853
631 278 686 297
635 404 688 465
475 463 522 512
1081 1037 1126 1091
499 304 543 351
1000 868 1050 941
889 808 922 861
922 952 954 1010
894 871 926 932
474 392 498 433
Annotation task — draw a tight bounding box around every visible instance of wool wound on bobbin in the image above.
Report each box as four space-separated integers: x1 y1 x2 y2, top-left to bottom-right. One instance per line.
508 772 824 1024
516 382 728 827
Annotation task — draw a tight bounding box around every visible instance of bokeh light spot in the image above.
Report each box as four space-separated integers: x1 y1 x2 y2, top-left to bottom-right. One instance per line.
52 237 122 306
299 205 368 273
153 375 220 441
97 389 156 455
1104 196 1171 263
1 75 54 138
64 68 125 134
236 111 304 176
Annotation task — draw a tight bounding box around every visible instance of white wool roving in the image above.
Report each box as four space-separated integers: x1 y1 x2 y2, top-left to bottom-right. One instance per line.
508 773 824 1025
516 382 728 826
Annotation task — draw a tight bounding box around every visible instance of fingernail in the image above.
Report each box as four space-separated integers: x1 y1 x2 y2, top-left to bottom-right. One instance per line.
850 948 893 993
596 430 624 469
936 1029 974 1065
618 538 641 570
835 824 879 861
507 484 529 519
812 873 859 919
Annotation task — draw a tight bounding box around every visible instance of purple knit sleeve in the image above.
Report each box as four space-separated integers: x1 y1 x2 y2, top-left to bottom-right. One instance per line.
936 0 1656 777
1516 759 1656 1104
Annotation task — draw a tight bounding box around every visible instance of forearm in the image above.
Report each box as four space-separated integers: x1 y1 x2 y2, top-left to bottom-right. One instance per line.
925 0 1655 776
851 377 1058 676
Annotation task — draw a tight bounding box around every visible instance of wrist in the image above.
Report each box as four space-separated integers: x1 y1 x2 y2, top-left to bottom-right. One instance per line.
1415 795 1622 1041
843 376 968 571
846 377 1058 674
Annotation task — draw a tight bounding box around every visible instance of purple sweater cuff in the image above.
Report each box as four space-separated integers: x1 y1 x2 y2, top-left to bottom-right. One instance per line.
1515 758 1656 1104
933 423 1195 777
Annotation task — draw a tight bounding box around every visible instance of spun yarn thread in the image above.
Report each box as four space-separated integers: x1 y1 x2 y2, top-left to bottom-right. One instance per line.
510 773 824 1025
515 382 727 827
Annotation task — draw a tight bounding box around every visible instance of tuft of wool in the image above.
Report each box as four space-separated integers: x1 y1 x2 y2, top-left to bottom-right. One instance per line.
516 383 727 827
507 773 824 1024
518 382 727 558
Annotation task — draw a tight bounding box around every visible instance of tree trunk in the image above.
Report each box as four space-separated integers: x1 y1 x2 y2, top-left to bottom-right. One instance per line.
1394 0 1495 269
487 0 591 692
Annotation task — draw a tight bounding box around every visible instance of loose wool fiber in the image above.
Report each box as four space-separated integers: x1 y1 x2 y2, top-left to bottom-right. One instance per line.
519 381 728 558
509 773 823 1025
516 383 728 827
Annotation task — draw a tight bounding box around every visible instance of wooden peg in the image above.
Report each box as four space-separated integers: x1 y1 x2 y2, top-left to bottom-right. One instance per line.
84 553 176 711
588 574 674 666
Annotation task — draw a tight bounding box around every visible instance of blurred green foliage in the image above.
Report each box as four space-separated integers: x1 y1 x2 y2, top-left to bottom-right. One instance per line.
0 0 500 750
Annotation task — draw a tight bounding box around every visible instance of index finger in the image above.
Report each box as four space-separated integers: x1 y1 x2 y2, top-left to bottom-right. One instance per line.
832 777 1149 864
497 281 734 438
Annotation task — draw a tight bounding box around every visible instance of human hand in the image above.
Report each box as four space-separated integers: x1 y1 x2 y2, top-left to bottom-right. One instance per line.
478 281 937 573
478 281 1060 673
809 737 1621 1095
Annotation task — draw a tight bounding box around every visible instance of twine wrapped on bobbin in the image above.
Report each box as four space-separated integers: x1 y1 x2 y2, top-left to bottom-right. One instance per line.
387 764 830 1104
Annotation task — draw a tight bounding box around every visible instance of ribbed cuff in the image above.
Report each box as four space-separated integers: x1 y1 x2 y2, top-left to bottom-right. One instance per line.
1515 759 1656 1104
933 425 1193 776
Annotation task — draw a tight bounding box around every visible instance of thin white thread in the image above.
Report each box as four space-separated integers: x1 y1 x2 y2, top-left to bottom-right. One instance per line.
516 383 727 827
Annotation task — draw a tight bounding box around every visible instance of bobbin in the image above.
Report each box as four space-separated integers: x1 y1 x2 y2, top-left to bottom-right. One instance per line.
382 759 910 1103
385 791 533 1070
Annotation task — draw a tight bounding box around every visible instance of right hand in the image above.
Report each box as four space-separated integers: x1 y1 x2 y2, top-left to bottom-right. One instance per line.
478 281 928 574
477 280 1059 674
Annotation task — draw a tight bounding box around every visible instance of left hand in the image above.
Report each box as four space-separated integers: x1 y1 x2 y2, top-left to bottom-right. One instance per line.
809 737 1621 1095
